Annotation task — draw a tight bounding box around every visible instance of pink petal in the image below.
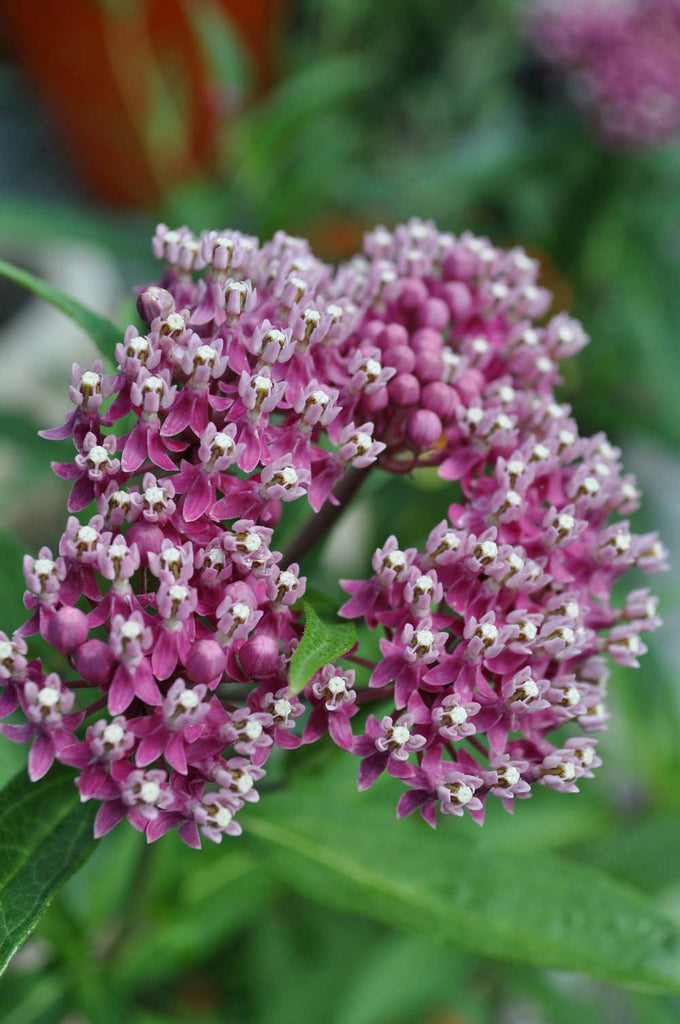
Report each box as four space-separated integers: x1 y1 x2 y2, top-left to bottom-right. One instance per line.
68 476 94 513
136 732 166 767
51 460 82 480
151 632 178 681
148 430 177 471
178 821 202 848
133 658 163 704
183 473 212 522
160 389 192 437
165 733 188 774
328 712 354 751
357 752 387 791
94 800 127 838
2 722 34 743
108 663 135 715
28 734 55 780
122 422 149 473
396 789 427 819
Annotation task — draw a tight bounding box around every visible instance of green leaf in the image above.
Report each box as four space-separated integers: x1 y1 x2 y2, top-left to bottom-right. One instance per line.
113 845 275 987
0 528 31 634
247 757 680 994
0 766 96 974
0 259 122 362
288 601 356 693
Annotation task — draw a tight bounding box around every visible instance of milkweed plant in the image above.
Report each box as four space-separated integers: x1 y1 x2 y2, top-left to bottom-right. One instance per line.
0 219 666 847
529 0 680 147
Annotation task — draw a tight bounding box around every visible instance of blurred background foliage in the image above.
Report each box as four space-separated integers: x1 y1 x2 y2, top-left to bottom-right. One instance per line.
0 0 679 1021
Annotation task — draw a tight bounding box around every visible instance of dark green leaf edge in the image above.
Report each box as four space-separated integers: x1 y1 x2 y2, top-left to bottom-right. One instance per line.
0 259 122 363
288 601 357 693
0 769 96 974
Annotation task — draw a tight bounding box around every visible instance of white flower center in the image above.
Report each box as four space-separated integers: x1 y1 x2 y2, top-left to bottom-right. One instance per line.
242 720 263 740
145 487 166 506
362 358 382 380
179 690 200 710
139 781 160 804
353 432 372 453
477 623 498 643
239 532 262 553
196 345 216 365
518 620 537 641
390 725 411 747
87 445 110 466
498 765 520 786
120 621 142 641
479 541 498 561
143 376 164 394
214 806 232 828
327 676 347 695
274 699 293 719
279 467 298 487
445 704 468 726
103 723 125 744
448 782 473 805
231 603 250 623
38 686 60 707
384 550 405 571
519 679 539 700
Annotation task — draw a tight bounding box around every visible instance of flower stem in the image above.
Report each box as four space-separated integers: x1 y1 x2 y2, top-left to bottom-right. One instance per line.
344 654 377 670
282 466 371 566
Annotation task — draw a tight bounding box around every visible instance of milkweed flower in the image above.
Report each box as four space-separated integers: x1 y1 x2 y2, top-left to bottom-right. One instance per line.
528 0 680 147
337 220 665 826
0 218 665 843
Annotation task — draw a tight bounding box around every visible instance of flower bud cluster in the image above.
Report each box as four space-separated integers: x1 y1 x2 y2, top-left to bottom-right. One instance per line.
529 0 680 147
0 218 664 841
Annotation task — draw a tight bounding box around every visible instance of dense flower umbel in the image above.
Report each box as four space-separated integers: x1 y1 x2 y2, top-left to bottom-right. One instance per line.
529 0 680 147
0 219 665 843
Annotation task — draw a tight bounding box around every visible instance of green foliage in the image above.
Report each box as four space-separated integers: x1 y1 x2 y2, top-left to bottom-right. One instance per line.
246 756 680 994
288 601 356 693
0 767 95 975
0 259 122 363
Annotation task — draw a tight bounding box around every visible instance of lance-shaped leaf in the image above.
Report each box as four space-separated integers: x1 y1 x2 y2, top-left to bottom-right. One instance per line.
246 757 680 994
0 766 96 974
288 601 356 693
0 258 121 363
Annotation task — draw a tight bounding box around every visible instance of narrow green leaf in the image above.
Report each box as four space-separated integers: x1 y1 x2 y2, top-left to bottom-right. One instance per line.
0 766 96 974
247 757 680 994
0 259 122 362
288 602 356 693
0 528 30 634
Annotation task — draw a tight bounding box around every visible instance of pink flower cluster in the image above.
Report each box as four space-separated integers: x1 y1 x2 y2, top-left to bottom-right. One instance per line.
0 218 665 843
529 0 680 146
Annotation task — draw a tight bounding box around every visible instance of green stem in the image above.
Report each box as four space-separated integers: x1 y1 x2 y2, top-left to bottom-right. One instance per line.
282 466 371 567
